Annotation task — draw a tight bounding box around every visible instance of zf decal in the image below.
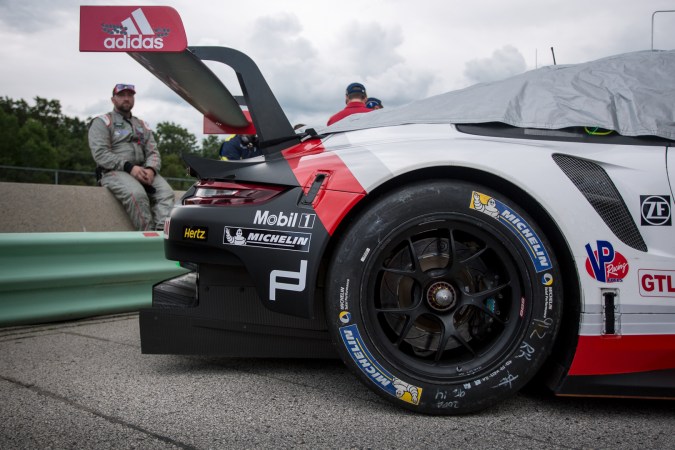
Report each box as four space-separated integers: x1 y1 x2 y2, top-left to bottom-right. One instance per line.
470 192 551 272
339 324 422 405
640 195 671 226
269 260 307 301
585 240 629 283
224 226 311 252
639 269 675 297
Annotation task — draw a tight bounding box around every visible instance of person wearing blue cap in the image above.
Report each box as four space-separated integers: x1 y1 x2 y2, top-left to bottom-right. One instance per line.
327 82 373 126
366 97 383 109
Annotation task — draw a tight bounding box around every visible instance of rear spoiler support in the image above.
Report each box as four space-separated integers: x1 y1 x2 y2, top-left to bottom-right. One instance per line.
190 46 300 156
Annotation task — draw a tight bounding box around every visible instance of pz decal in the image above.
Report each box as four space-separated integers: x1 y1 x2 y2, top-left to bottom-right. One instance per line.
269 260 307 301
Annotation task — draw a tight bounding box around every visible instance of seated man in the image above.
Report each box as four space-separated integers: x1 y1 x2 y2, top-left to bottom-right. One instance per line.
88 84 174 231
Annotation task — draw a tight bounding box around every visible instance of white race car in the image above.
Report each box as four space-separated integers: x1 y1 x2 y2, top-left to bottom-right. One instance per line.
82 6 675 414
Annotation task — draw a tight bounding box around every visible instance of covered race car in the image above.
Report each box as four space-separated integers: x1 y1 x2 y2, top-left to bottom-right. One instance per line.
81 6 675 414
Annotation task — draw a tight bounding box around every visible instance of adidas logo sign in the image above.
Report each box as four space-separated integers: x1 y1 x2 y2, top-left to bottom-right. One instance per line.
102 8 167 50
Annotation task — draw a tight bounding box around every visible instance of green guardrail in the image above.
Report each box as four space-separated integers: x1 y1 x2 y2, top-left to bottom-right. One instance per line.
0 232 188 327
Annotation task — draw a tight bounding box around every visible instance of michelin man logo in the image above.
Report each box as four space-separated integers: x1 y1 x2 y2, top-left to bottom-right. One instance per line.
225 227 246 245
393 378 421 404
472 192 500 219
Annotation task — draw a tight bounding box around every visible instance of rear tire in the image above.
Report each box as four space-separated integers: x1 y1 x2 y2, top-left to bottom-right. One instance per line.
326 180 562 414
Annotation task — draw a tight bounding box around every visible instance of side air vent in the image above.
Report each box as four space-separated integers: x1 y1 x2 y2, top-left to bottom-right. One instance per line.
552 154 647 252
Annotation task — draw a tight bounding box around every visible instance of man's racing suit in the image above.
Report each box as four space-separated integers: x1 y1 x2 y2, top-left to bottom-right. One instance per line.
88 110 174 231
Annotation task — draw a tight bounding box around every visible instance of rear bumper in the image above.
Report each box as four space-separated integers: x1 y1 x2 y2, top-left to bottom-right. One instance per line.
139 265 337 359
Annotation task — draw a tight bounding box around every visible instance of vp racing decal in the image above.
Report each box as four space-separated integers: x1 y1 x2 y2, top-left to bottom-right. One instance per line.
470 192 551 272
339 324 422 405
224 226 311 252
584 240 629 283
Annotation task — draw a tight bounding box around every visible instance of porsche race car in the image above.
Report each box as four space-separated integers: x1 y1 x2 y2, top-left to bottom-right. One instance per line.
81 6 675 414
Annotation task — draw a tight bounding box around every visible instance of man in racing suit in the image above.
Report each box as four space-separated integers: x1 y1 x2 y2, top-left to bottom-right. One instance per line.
88 84 174 231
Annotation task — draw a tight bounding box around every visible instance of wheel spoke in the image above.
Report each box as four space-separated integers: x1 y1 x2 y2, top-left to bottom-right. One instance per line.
380 235 430 277
448 228 489 275
458 246 488 264
462 281 511 324
434 317 476 363
381 266 415 276
448 228 459 263
374 302 422 314
373 308 424 348
405 237 427 276
393 315 415 346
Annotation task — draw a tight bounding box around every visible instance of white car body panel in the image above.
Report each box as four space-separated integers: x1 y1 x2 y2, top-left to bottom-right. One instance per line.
325 124 675 338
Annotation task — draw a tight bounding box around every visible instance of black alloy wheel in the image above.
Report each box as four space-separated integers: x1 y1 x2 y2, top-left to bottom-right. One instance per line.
326 180 562 414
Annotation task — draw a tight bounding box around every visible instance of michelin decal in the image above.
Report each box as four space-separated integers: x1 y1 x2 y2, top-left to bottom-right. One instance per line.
224 226 311 252
339 324 422 405
470 192 551 272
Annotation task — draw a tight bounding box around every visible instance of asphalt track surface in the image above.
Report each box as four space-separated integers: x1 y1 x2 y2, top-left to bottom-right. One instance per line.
1 313 673 449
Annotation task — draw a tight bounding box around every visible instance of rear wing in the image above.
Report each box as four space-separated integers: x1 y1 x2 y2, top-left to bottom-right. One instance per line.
80 5 299 156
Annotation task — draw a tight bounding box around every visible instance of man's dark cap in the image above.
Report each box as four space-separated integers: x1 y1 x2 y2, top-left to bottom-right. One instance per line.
366 97 382 108
346 82 366 95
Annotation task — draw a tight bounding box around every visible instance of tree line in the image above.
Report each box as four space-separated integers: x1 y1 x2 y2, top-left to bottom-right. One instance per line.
0 96 222 189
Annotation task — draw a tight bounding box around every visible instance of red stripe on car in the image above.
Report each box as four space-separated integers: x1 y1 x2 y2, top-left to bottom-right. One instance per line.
568 334 675 375
284 142 365 235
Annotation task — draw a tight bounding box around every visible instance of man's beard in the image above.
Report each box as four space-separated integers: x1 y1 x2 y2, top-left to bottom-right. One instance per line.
116 102 133 114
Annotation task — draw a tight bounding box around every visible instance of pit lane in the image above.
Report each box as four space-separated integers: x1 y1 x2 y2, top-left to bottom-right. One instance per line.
1 313 673 449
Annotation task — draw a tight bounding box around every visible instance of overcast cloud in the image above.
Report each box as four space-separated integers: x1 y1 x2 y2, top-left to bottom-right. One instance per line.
1 0 674 140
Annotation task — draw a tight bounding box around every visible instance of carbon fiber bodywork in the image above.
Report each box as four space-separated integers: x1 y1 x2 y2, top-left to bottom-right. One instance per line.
140 269 336 358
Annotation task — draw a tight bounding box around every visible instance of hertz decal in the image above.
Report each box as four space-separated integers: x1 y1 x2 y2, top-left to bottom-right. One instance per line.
183 226 208 241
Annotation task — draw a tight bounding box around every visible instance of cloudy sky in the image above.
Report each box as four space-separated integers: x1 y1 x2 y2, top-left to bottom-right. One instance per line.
1 0 674 141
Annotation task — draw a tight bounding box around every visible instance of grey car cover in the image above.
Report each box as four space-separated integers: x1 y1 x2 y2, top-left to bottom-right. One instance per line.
323 50 675 140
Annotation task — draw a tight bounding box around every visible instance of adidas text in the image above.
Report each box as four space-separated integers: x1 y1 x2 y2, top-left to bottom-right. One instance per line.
103 36 164 49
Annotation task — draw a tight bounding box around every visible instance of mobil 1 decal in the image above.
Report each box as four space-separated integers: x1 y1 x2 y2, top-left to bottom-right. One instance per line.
640 195 671 226
469 191 551 272
339 324 422 406
224 210 317 251
584 240 629 283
